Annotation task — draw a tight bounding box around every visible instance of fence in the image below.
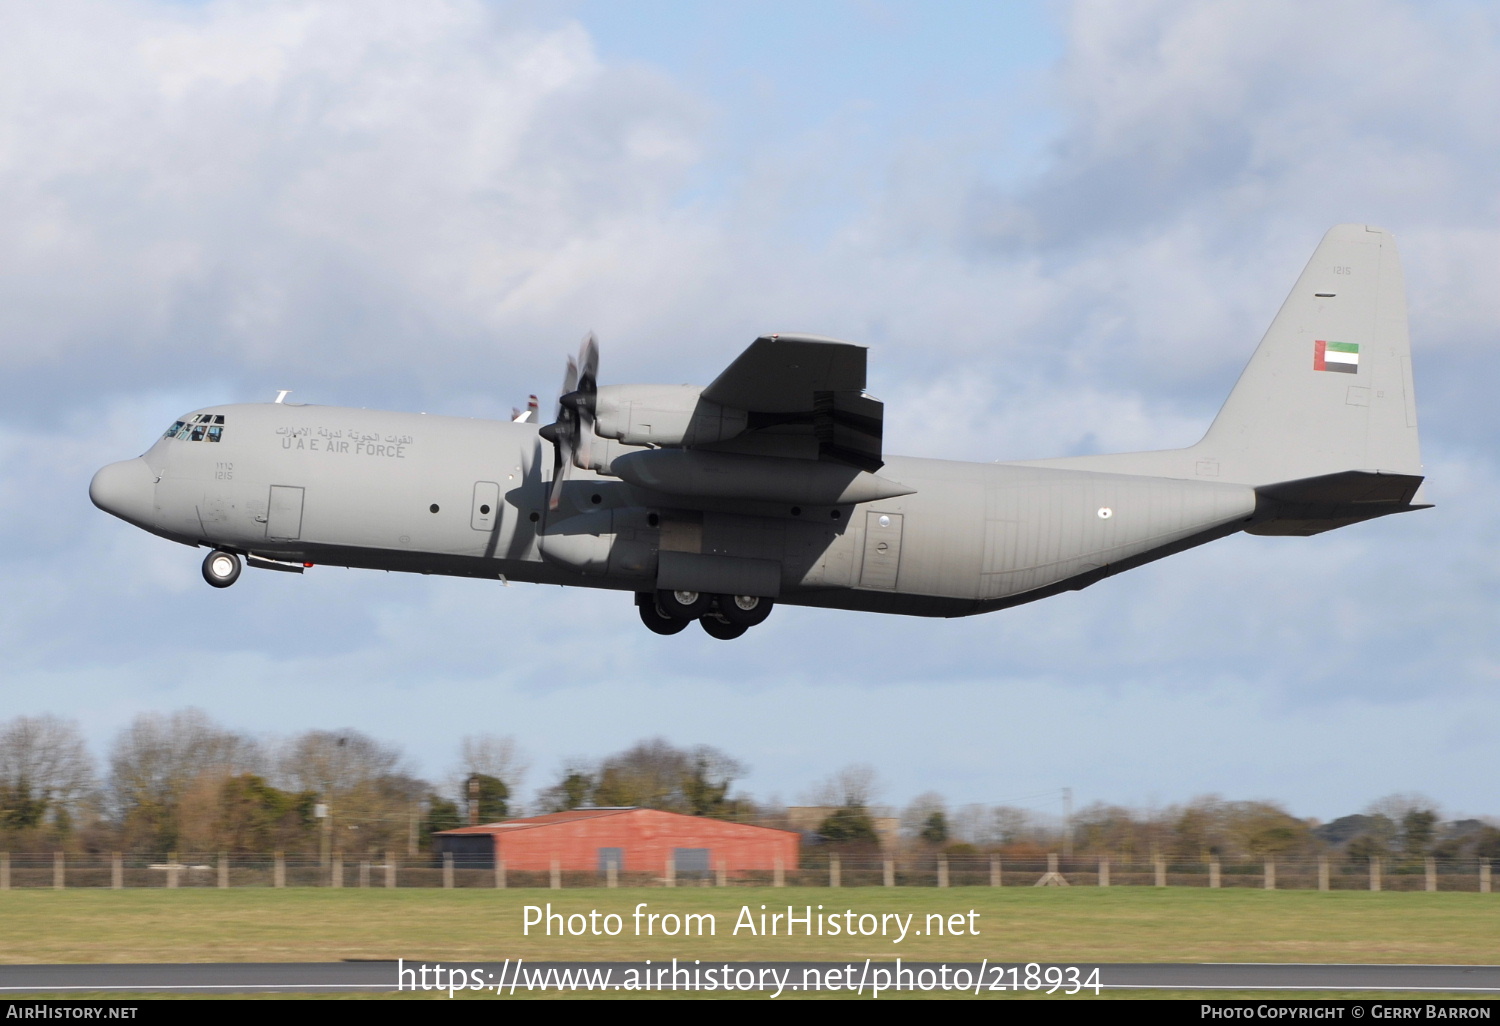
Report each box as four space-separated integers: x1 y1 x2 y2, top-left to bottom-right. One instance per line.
0 851 1492 892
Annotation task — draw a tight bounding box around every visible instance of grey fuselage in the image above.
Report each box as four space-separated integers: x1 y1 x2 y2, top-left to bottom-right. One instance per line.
97 401 1259 617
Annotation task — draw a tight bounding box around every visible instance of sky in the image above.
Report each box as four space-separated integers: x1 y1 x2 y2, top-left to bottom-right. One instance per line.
3 0 1497 826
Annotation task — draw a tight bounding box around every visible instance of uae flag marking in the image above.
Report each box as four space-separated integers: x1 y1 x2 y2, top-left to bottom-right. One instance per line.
1314 339 1359 374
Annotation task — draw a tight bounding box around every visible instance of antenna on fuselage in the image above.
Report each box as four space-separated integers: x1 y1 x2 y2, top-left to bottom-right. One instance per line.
274 390 292 404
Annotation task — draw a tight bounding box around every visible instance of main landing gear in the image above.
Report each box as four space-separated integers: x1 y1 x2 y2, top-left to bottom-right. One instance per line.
202 549 242 588
635 590 774 640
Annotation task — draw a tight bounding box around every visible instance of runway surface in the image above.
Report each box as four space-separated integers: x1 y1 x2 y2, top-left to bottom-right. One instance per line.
2 961 1498 994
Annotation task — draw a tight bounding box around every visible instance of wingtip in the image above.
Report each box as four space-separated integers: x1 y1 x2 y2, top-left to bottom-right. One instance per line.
755 332 863 347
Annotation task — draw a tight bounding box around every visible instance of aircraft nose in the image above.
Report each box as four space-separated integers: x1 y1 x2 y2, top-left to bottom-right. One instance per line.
90 457 157 528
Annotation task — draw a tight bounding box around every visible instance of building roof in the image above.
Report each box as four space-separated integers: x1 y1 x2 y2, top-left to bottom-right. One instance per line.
435 806 796 836
437 808 638 835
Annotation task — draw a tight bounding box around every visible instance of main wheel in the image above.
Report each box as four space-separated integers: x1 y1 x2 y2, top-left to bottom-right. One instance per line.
656 588 712 619
637 596 690 635
202 550 242 589
715 594 774 628
700 616 748 641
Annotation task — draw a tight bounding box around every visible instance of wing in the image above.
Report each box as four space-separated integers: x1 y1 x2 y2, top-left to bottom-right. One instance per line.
700 334 885 472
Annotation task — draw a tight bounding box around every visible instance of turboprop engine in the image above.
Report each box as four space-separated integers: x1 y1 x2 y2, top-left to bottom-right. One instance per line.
591 384 748 448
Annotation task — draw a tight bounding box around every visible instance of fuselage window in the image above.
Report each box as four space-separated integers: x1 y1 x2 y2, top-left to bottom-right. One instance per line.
207 426 223 442
190 424 207 441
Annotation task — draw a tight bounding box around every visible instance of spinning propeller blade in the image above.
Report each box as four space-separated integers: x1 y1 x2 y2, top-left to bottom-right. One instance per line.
541 335 600 512
562 333 599 471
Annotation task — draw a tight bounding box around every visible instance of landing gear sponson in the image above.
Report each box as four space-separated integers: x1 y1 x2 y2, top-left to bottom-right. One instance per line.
635 591 774 640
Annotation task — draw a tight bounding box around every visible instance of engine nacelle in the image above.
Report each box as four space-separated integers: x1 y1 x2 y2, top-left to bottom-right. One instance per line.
593 384 747 447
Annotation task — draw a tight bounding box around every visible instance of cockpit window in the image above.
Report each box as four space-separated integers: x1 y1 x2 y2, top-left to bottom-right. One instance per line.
164 414 227 442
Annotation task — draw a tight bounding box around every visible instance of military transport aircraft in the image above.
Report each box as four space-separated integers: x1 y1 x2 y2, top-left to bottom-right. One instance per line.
91 224 1428 640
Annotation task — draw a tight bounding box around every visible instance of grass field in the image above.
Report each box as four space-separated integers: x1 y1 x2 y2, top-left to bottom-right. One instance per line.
4 887 1497 967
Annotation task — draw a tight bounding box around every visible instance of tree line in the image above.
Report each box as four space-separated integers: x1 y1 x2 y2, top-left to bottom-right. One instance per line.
1 711 1496 865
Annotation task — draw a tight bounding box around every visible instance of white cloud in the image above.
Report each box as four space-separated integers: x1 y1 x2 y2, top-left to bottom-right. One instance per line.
3 0 1498 813
0 0 712 398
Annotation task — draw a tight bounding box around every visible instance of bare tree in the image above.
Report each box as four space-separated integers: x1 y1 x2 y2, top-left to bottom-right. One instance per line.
279 729 401 796
452 734 527 818
592 738 690 809
529 740 748 819
989 806 1036 848
681 745 748 819
536 762 596 813
949 804 991 846
107 709 261 851
1367 793 1441 825
798 765 883 851
900 792 949 847
803 764 879 809
1170 795 1228 860
457 735 526 786
1219 800 1315 860
1071 802 1151 859
277 729 420 853
1361 794 1441 867
0 716 96 842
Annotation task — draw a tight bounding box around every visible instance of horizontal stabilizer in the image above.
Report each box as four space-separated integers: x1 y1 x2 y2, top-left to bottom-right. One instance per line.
1247 470 1429 536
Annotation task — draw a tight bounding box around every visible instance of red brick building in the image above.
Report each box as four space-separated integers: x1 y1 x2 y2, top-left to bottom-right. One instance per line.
436 807 797 875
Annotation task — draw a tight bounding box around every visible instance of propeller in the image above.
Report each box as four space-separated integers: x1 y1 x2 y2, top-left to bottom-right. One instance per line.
539 334 599 512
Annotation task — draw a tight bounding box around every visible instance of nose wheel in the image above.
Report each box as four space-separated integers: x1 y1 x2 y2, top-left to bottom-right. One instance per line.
202 549 242 588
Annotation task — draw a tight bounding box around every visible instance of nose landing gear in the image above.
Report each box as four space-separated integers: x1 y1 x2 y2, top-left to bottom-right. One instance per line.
202 549 242 588
634 592 775 639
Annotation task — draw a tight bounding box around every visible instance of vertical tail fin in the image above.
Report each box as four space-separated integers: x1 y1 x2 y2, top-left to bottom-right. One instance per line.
1196 223 1422 485
1022 224 1425 495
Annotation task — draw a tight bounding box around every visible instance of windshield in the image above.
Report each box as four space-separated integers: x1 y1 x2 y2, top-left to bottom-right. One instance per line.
163 413 226 442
